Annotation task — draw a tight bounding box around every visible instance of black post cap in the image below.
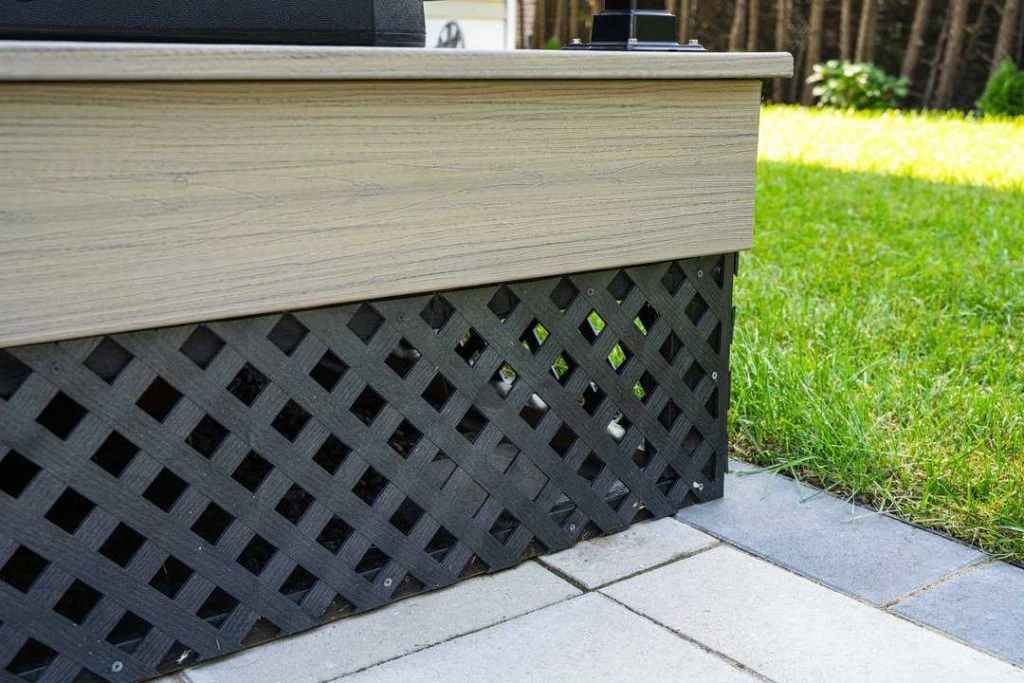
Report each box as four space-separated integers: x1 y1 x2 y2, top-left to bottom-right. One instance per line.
564 0 705 51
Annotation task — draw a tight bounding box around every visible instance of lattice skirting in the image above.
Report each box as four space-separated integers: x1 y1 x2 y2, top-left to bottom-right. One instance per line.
0 255 735 683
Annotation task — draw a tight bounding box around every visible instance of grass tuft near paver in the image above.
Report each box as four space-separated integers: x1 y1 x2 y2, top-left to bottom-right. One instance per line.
734 107 1024 562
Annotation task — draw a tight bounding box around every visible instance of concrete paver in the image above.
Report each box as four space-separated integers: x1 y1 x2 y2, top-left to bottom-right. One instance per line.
677 462 984 604
894 561 1024 666
183 562 578 683
603 545 1024 682
539 517 716 588
339 593 758 683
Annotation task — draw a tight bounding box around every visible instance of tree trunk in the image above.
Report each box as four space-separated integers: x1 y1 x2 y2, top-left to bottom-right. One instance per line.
855 0 878 62
966 1 993 59
747 0 760 50
773 0 790 101
729 0 749 51
924 7 951 106
569 0 581 40
901 0 934 80
552 0 564 45
678 0 691 42
936 0 970 108
802 0 826 104
993 0 1023 69
840 0 854 59
534 0 546 47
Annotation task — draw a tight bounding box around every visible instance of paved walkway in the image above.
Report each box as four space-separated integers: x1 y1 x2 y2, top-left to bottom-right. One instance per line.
160 462 1024 682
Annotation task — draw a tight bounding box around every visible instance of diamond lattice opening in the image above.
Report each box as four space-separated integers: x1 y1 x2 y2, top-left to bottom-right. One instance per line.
0 349 31 400
386 339 420 378
579 311 605 344
389 498 425 535
487 285 520 321
685 292 709 325
353 466 388 507
661 262 685 295
276 484 314 524
1 546 49 593
228 363 270 406
607 271 635 302
143 468 187 512
549 278 579 311
455 328 488 367
232 452 273 493
421 373 455 412
550 351 577 385
268 314 308 356
388 420 423 458
0 450 39 498
313 435 351 475
457 406 489 444
633 302 659 336
180 325 225 369
149 556 193 599
317 516 353 555
36 392 87 440
519 319 548 354
45 488 95 534
348 304 384 343
192 503 233 545
236 535 277 576
186 416 228 459
272 399 312 441
136 377 182 423
54 579 102 625
99 523 145 567
84 337 133 384
420 295 456 332
607 341 632 374
310 350 347 391
351 386 387 425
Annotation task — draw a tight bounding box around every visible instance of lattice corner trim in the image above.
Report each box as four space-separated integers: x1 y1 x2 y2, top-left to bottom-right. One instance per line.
0 255 735 682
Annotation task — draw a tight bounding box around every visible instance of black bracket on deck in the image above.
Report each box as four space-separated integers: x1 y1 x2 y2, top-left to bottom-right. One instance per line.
563 0 706 52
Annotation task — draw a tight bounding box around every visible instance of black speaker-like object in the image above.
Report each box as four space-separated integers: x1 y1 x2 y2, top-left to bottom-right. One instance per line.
0 0 428 46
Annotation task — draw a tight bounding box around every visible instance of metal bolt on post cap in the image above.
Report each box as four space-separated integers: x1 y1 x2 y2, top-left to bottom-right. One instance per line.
563 0 706 52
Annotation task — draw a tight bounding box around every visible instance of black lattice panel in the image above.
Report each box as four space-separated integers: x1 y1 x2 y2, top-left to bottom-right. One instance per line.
0 256 735 682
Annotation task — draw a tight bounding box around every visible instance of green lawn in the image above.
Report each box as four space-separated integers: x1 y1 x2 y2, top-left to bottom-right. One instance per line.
734 107 1024 561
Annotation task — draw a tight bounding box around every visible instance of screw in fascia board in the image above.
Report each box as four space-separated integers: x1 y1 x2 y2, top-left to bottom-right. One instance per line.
383 577 393 587
569 523 576 531
692 481 704 491
697 269 704 278
586 287 595 296
111 661 124 673
711 371 718 381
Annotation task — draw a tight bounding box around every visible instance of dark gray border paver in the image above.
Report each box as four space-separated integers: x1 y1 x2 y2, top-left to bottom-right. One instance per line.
676 461 985 604
893 561 1024 665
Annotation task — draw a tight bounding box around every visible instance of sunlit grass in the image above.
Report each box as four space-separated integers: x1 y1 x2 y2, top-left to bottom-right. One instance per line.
734 107 1024 560
759 106 1024 191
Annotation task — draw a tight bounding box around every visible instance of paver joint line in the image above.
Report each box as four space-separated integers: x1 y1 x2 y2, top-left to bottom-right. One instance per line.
323 589 583 682
882 557 998 609
679 460 986 605
599 592 776 683
578 541 724 591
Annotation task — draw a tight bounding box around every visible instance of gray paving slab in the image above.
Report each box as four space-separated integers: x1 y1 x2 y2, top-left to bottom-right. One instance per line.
183 562 579 683
337 592 758 683
676 460 984 604
538 517 717 588
603 545 1024 683
893 561 1024 665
